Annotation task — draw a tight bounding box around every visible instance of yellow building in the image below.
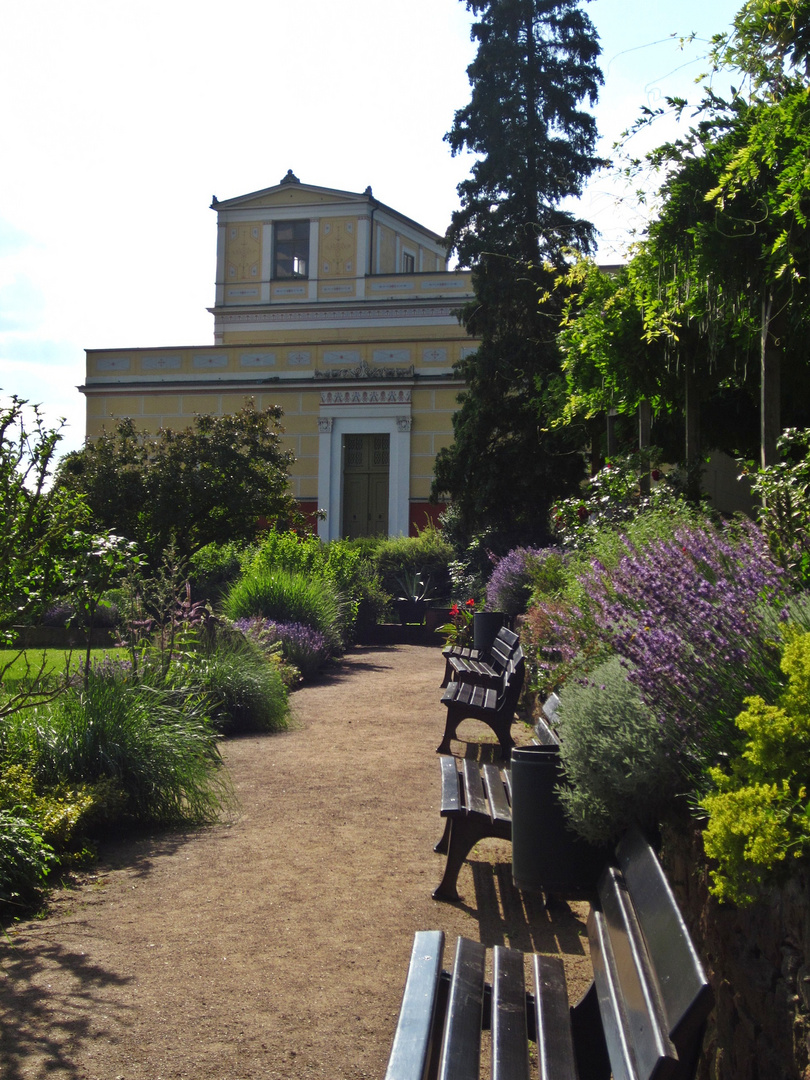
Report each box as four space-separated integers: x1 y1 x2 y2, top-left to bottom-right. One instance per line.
81 172 475 540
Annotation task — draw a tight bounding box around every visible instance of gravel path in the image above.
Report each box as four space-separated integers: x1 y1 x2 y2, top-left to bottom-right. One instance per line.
0 644 590 1080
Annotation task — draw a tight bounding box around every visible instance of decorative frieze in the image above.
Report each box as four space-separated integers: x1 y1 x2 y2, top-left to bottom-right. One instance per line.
316 358 414 380
320 388 411 405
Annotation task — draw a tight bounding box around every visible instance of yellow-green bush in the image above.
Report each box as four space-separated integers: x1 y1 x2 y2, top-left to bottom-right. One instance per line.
702 630 810 905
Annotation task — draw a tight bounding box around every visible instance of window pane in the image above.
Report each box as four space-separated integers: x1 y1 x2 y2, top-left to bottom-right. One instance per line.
275 220 309 278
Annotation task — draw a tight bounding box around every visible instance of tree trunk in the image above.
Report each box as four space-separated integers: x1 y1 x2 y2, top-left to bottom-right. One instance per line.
761 290 782 468
638 399 651 496
684 364 703 502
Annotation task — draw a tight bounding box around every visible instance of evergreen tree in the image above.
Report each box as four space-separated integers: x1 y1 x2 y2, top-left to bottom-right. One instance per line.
431 0 604 549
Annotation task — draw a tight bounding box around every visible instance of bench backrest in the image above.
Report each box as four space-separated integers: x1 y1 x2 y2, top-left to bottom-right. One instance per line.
488 626 520 672
588 829 713 1080
496 649 524 711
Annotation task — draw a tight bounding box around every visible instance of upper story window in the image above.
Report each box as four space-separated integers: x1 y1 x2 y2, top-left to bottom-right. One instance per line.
402 252 415 274
274 220 309 278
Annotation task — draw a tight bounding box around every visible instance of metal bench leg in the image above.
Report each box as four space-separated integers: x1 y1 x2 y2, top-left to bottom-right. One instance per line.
437 706 462 754
490 716 516 759
434 817 453 855
432 817 492 903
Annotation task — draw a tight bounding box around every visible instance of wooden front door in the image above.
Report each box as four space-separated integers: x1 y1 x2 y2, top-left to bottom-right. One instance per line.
342 434 390 538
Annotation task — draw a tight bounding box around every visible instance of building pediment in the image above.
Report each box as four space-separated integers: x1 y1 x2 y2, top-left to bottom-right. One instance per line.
212 171 373 212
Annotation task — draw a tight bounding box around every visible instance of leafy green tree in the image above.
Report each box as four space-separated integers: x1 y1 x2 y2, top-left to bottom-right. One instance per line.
56 402 301 566
0 396 84 638
430 0 604 549
605 0 810 469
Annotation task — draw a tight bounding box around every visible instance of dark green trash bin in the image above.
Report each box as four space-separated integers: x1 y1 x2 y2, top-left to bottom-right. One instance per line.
510 743 608 897
473 611 506 654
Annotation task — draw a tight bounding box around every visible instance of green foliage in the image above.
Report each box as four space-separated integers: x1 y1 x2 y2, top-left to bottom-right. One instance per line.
702 630 810 905
189 541 246 602
370 524 453 600
555 258 677 426
0 397 74 637
222 567 345 651
555 657 683 845
431 0 604 548
550 449 693 550
747 427 810 584
244 529 380 643
7 670 233 826
55 403 301 566
0 810 56 908
178 633 289 736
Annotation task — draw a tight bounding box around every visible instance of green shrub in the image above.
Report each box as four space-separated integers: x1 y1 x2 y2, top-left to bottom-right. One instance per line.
370 524 454 602
701 630 810 905
555 656 682 845
222 567 345 651
0 763 123 849
8 671 233 826
0 810 56 907
180 633 290 735
189 541 246 601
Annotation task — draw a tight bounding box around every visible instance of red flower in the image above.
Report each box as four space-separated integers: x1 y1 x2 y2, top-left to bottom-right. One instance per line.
651 469 661 481
450 603 460 617
465 598 475 608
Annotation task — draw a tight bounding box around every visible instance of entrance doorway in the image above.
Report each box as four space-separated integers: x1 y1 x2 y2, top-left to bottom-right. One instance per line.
342 433 390 538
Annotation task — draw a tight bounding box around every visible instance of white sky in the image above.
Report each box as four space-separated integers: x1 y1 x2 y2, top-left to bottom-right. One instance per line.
0 0 741 455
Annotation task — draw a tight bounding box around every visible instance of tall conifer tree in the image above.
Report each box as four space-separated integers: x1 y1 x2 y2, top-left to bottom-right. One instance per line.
432 0 603 548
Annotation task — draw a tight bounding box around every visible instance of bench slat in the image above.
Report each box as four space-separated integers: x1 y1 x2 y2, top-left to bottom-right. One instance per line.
438 755 461 816
616 831 714 1050
492 946 531 1080
532 954 578 1080
590 867 678 1080
437 937 487 1080
461 758 489 817
482 764 511 824
385 931 446 1080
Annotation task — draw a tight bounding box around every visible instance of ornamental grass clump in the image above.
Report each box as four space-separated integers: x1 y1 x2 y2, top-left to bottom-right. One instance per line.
179 633 290 735
9 669 233 826
222 567 345 653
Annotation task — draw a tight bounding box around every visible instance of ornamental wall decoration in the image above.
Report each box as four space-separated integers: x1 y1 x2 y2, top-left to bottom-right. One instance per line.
315 359 414 380
320 388 412 405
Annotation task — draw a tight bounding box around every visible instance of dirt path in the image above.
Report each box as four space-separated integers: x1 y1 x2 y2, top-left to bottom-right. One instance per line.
0 644 591 1080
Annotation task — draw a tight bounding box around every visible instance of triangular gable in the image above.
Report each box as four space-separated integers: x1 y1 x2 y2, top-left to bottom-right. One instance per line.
212 172 445 246
212 172 371 212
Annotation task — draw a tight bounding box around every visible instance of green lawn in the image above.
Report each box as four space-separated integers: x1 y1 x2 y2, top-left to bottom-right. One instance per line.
0 648 116 689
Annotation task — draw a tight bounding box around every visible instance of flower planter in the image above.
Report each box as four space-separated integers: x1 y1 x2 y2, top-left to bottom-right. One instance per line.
395 599 428 626
510 743 609 897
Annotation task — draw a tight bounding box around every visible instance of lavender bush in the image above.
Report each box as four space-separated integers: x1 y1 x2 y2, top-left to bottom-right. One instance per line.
233 617 330 682
542 516 810 843
486 547 565 616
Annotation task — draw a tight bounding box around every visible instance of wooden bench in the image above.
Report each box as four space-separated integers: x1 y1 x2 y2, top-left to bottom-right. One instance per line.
441 625 520 689
437 649 525 758
432 755 513 902
385 829 713 1080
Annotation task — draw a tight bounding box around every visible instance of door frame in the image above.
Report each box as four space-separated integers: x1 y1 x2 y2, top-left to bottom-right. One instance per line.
317 407 411 540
